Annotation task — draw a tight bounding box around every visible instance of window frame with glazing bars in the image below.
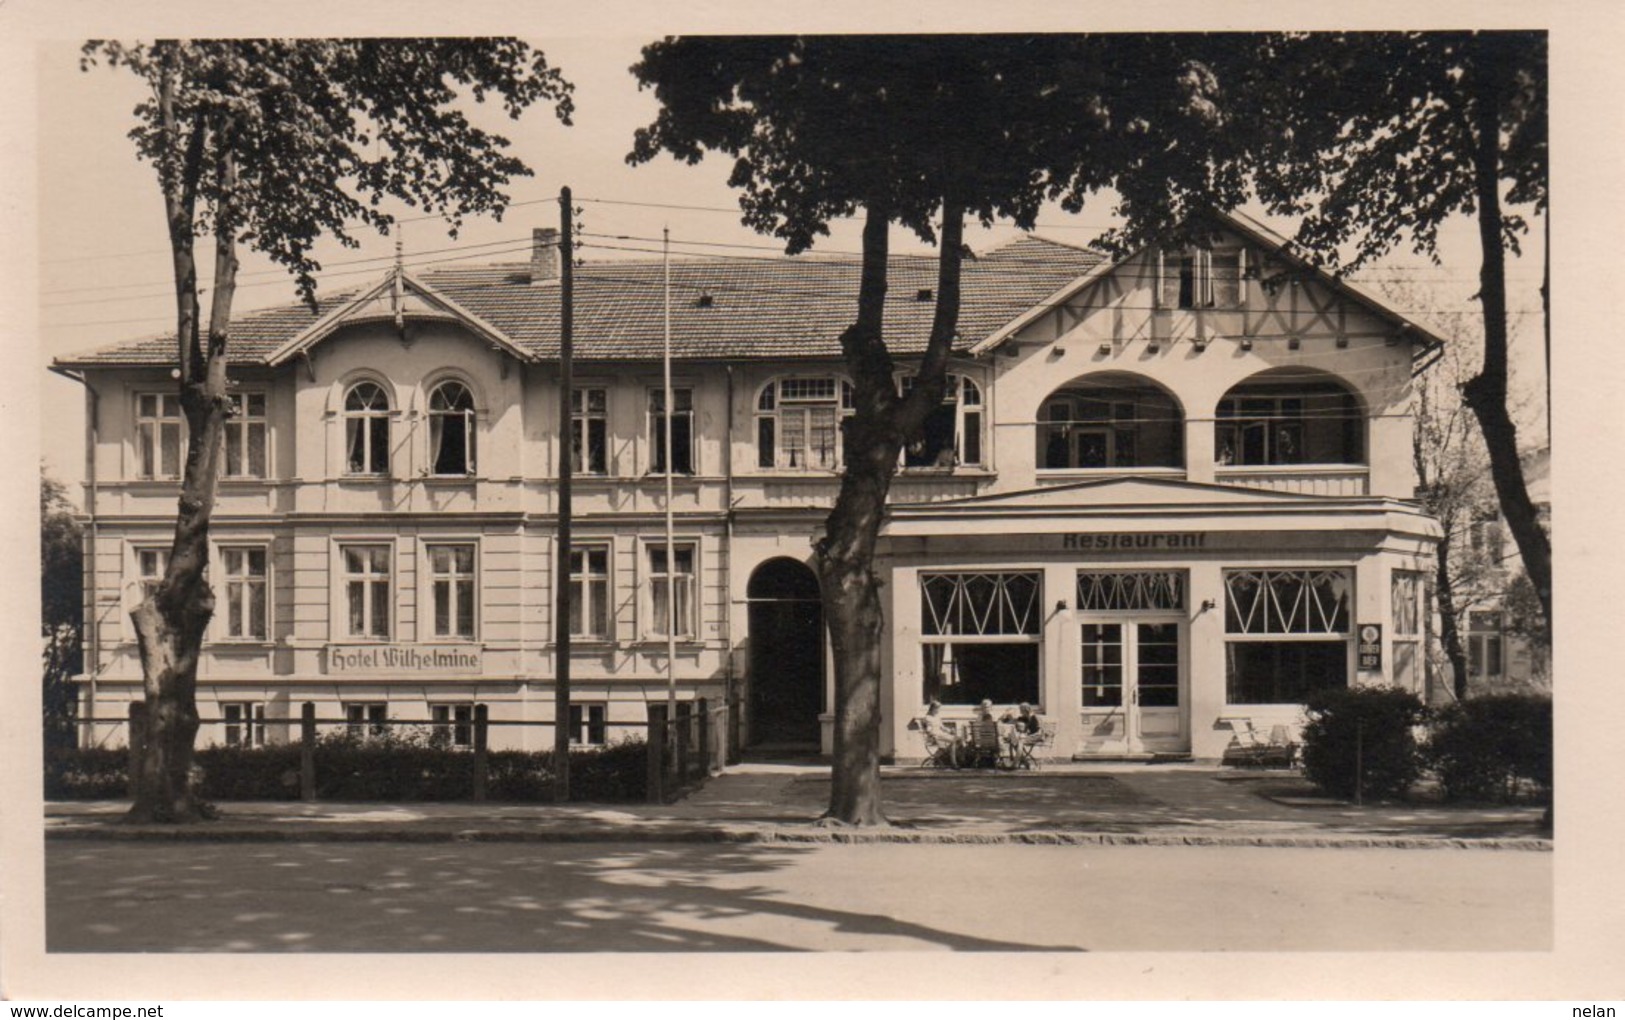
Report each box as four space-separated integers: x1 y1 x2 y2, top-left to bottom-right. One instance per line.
135 391 185 481
428 380 477 477
648 386 696 475
222 391 268 479
425 542 477 641
343 382 392 476
571 387 609 475
219 544 269 641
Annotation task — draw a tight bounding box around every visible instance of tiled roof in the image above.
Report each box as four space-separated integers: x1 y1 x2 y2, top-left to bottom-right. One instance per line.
56 236 1104 367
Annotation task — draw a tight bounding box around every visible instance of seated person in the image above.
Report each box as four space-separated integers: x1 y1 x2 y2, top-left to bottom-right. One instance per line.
920 700 961 766
1002 702 1042 759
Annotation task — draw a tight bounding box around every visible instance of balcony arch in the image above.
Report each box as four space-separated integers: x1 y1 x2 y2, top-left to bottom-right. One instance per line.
1214 367 1366 468
1037 372 1185 472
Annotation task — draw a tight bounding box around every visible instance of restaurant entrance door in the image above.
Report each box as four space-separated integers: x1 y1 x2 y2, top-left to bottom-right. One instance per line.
1078 617 1187 755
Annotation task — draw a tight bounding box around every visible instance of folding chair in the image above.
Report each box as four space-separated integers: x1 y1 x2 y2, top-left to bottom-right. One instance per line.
1015 721 1056 769
968 718 1003 769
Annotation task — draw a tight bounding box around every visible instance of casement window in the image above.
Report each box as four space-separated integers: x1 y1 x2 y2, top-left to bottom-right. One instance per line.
571 388 608 475
646 542 697 639
899 374 983 469
344 702 388 739
135 547 170 600
223 392 267 479
1470 514 1506 565
222 702 265 747
1159 248 1244 310
431 703 477 748
220 546 268 641
344 382 391 475
136 392 184 480
426 543 476 640
648 387 695 475
340 544 391 639
1216 381 1363 467
1040 382 1183 471
568 544 612 639
1466 611 1505 680
428 381 476 476
920 571 1042 706
569 703 608 747
756 377 853 470
1224 568 1352 704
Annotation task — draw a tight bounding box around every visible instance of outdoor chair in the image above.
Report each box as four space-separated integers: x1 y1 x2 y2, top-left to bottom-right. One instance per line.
910 717 960 768
967 718 1003 769
1221 716 1298 768
1014 721 1056 770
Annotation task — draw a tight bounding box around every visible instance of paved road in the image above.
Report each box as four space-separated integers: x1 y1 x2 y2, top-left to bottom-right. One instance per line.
47 840 1550 952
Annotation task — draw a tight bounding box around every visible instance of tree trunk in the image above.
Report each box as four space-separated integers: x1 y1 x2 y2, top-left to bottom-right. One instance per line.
1432 531 1471 701
1462 39 1552 630
817 200 965 826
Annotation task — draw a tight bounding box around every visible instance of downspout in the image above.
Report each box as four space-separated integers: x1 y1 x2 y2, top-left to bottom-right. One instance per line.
723 363 737 747
47 365 99 748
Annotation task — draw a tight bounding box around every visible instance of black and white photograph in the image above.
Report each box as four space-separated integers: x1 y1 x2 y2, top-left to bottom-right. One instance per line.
3 1 1621 1008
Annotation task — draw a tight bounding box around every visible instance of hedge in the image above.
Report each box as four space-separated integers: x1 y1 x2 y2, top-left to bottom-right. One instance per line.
44 729 648 803
1300 685 1428 800
1423 694 1552 803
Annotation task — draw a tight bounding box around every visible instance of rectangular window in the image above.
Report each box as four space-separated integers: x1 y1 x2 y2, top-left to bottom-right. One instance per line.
649 387 695 475
571 388 608 475
223 392 267 478
1467 611 1505 678
1224 568 1353 705
920 571 1042 706
135 547 170 599
136 392 184 480
221 546 268 640
426 543 476 640
569 544 612 639
1160 249 1243 309
222 702 265 747
900 375 983 470
1470 515 1506 565
432 703 476 747
341 544 391 639
1392 570 1424 694
647 542 696 639
569 703 607 746
344 702 388 739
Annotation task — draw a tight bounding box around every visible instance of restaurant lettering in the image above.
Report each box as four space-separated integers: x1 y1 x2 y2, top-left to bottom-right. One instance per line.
1062 533 1206 550
327 645 482 675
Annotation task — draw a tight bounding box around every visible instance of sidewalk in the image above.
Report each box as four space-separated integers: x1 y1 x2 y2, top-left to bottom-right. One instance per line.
44 762 1552 849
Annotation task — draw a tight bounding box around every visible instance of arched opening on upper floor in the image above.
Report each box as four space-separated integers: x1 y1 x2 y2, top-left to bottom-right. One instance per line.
1214 367 1366 467
1037 372 1185 471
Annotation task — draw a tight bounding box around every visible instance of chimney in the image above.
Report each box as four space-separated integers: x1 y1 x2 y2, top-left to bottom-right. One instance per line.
531 227 560 284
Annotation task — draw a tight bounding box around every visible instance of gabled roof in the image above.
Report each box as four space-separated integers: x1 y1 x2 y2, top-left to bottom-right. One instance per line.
54 236 1106 369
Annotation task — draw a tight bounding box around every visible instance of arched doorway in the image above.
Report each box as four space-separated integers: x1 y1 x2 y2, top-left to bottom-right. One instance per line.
747 558 825 746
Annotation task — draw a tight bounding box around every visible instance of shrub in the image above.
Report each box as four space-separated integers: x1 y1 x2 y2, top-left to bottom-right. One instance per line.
1423 694 1552 802
43 747 127 799
1300 685 1428 800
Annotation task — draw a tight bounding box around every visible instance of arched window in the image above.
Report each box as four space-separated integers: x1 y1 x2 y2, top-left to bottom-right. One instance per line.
900 373 983 469
428 380 476 476
1215 372 1364 466
344 382 391 475
755 377 854 470
1039 374 1184 470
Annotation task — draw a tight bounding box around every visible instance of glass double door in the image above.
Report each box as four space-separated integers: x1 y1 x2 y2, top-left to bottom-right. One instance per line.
1080 618 1186 753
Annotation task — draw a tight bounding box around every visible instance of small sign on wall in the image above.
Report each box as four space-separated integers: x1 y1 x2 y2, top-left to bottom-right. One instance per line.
1357 624 1383 671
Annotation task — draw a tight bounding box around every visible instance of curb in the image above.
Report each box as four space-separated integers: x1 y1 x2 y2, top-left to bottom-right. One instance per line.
44 823 1552 851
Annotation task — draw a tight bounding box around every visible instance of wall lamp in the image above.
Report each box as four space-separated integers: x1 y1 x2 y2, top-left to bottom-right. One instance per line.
1054 600 1070 615
1200 599 1217 613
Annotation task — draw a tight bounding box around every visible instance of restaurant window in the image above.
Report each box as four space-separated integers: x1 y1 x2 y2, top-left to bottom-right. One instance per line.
343 382 391 475
569 703 608 747
428 380 476 476
899 373 983 469
1216 375 1363 466
432 703 476 748
1159 248 1244 310
426 543 476 640
756 377 853 470
1039 377 1183 470
568 544 612 639
647 542 696 639
136 392 184 480
344 702 388 739
1075 571 1186 612
341 544 391 639
571 387 608 475
222 702 265 747
1224 568 1352 704
1392 570 1424 694
649 387 695 475
1467 611 1505 681
223 392 267 479
221 545 268 641
920 571 1042 706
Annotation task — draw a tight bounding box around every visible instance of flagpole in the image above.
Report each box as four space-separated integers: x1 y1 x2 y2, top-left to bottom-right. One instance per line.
663 226 677 725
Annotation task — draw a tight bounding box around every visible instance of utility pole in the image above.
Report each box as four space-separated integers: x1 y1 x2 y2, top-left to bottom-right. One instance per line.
552 187 574 802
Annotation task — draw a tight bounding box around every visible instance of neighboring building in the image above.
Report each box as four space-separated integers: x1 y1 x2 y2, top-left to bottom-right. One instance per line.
54 209 1444 762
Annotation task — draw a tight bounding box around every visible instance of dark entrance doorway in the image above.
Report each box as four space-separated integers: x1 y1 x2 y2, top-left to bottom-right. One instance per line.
747 558 824 745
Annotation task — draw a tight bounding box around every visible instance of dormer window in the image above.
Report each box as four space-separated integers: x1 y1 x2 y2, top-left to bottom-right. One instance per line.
1159 249 1244 309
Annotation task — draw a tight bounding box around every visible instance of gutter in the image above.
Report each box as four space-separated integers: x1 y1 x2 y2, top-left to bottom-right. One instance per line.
46 365 100 748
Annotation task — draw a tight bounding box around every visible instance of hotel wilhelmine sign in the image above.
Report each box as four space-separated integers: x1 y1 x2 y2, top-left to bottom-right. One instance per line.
326 645 483 676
